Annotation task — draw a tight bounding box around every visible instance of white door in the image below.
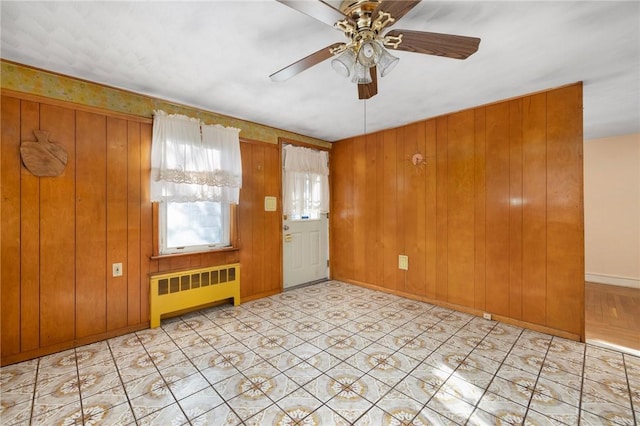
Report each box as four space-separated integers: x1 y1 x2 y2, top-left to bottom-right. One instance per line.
283 214 328 288
282 145 329 289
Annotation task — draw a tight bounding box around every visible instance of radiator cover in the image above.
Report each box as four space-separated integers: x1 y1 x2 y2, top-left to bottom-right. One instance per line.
149 263 240 328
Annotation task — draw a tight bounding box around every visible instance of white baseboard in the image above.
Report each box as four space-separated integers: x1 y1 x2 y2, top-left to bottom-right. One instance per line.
585 273 640 289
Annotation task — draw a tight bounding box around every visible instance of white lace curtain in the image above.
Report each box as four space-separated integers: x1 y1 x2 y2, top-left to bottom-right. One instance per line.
283 144 329 217
150 110 242 203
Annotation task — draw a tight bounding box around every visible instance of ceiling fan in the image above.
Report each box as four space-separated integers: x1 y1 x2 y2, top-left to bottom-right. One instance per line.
270 0 481 99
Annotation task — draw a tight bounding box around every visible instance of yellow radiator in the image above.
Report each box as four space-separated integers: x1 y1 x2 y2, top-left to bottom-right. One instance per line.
149 263 240 328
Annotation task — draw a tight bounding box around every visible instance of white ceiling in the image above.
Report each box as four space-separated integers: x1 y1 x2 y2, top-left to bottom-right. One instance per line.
2 1 639 142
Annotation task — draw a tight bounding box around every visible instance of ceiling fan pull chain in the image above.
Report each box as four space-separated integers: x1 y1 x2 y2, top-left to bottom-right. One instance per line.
363 100 367 136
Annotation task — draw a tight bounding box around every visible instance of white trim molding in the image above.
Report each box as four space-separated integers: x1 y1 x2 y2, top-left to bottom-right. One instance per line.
586 339 640 357
585 273 640 289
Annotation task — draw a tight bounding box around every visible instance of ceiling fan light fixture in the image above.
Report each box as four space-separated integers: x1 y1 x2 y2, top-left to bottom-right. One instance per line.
351 60 372 84
377 47 399 77
331 48 356 77
357 40 382 68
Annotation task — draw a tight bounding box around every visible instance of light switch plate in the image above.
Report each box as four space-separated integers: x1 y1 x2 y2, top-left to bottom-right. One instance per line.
264 196 277 212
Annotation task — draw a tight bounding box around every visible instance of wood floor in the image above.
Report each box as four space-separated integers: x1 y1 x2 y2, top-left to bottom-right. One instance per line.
585 281 640 352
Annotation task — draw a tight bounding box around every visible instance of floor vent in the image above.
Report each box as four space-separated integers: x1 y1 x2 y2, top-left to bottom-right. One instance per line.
150 263 240 328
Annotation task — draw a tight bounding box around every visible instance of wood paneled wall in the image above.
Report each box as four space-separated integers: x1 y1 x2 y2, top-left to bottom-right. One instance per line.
330 84 585 340
1 96 154 363
1 92 282 365
238 140 282 301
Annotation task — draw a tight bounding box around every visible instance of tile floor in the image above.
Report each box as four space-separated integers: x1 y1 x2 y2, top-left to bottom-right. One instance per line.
1 280 638 425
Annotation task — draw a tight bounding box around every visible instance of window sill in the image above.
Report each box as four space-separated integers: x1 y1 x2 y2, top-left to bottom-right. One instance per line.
150 245 240 260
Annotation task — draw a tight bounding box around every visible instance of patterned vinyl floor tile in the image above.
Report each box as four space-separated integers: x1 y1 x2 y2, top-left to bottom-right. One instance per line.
1 280 638 425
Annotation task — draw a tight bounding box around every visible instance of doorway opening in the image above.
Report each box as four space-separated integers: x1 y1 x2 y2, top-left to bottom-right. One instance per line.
585 281 640 356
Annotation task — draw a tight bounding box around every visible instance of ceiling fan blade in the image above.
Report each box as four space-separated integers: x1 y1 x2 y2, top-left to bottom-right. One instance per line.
358 66 378 100
276 0 349 27
386 29 480 59
373 0 421 23
270 42 345 82
385 30 480 59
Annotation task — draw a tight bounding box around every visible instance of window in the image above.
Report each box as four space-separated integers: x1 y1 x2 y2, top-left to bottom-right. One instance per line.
159 201 230 254
288 173 323 220
282 144 329 220
150 110 242 256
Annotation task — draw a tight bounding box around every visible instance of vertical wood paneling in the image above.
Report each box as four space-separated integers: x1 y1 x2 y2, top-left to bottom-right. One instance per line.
39 104 76 347
352 136 367 281
546 84 584 335
2 96 160 364
435 117 448 301
107 117 129 330
330 83 583 340
404 122 427 296
127 121 142 325
264 144 281 293
157 255 189 272
252 146 266 294
20 100 41 351
447 111 475 306
424 120 437 299
330 138 354 280
372 132 385 286
139 123 153 322
237 140 281 299
75 111 107 338
365 133 382 286
484 102 511 316
395 132 408 290
415 122 427 297
509 100 523 319
1 96 21 356
522 93 547 325
381 130 398 290
398 126 413 295
474 108 487 311
375 133 385 285
239 143 254 299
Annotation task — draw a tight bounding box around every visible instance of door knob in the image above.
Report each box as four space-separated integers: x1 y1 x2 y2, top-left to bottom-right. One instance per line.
283 225 290 230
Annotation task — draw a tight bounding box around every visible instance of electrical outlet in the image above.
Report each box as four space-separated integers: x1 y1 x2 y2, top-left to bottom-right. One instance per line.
112 263 123 277
483 312 492 321
398 255 408 270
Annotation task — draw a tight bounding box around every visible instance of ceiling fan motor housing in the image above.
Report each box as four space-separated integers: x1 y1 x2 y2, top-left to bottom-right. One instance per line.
336 0 395 48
